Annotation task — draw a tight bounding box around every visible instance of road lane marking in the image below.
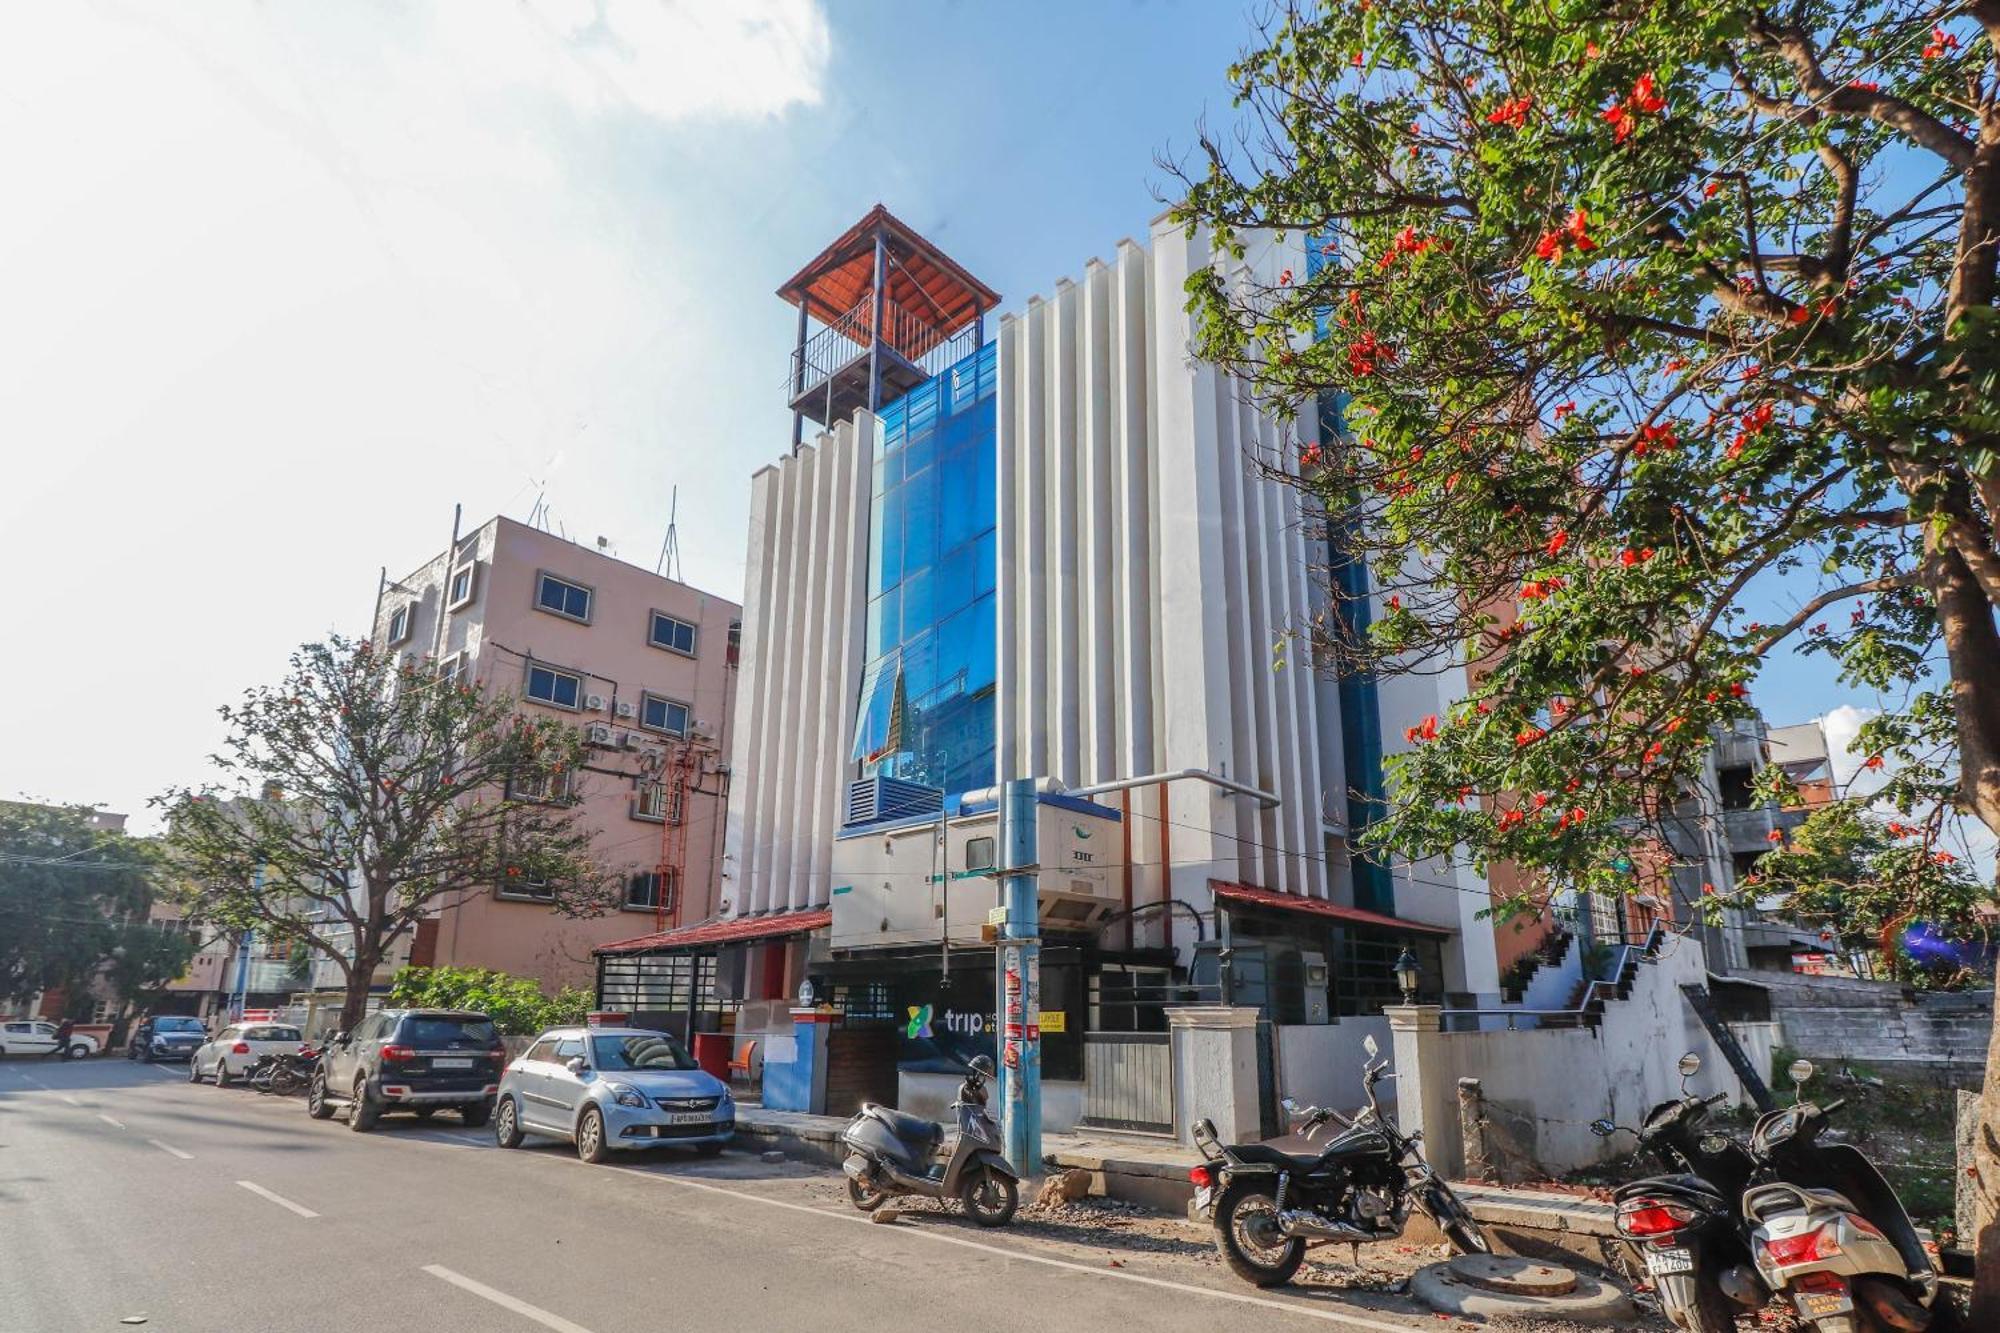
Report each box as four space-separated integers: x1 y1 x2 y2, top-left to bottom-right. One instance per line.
22 1075 49 1089
147 1139 193 1160
607 1165 1417 1332
236 1180 318 1218
97 1114 126 1129
421 1265 595 1333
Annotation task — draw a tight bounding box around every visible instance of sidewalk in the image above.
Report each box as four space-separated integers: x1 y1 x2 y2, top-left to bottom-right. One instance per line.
734 1106 1622 1264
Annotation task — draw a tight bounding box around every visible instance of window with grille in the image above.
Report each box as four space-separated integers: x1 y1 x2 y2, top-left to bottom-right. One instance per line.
624 870 676 912
632 780 683 824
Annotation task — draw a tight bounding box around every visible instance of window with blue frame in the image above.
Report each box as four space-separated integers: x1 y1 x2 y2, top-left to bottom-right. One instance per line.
851 342 999 798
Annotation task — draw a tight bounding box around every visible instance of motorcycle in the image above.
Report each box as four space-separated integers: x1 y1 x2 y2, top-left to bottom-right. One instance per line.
1189 1032 1490 1289
1592 1051 1766 1333
1740 1059 1938 1333
247 1045 319 1097
839 1054 1021 1227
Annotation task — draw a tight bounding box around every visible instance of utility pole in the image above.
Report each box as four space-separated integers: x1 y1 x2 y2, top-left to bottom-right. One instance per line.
998 777 1041 1173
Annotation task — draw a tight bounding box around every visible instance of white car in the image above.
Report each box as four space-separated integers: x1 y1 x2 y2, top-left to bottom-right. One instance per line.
0 1020 100 1059
191 1022 306 1085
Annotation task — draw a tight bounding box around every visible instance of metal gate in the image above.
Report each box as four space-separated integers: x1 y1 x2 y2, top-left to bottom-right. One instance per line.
1080 1032 1173 1134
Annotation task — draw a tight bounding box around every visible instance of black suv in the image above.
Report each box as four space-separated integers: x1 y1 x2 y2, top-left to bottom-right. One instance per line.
306 1008 502 1131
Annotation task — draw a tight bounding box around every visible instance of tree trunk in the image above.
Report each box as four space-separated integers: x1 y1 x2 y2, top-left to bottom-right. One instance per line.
339 946 376 1033
1929 546 2000 1325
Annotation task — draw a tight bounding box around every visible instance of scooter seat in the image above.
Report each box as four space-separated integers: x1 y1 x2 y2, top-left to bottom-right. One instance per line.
862 1104 941 1149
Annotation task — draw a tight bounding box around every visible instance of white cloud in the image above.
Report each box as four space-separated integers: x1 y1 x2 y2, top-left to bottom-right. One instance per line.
0 1 827 828
1821 703 1879 790
1815 703 1997 881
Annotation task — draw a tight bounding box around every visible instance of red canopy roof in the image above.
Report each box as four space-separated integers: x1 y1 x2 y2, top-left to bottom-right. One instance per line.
594 908 831 956
1211 881 1452 935
777 204 999 331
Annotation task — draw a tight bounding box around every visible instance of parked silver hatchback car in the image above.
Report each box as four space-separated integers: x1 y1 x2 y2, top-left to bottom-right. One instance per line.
493 1027 735 1163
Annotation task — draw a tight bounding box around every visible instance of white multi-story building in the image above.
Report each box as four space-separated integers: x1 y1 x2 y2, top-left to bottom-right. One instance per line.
599 206 1512 1130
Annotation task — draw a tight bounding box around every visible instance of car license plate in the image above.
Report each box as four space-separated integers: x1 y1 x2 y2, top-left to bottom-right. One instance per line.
1193 1185 1214 1215
434 1058 472 1069
1644 1247 1694 1276
1795 1289 1852 1317
666 1112 712 1126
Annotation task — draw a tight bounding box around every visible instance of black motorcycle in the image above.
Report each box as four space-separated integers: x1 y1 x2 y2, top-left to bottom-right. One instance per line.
1190 1033 1489 1288
247 1045 319 1097
1593 1052 1765 1333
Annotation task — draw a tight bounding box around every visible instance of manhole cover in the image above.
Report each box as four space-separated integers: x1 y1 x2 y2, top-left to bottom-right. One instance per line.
1445 1254 1578 1296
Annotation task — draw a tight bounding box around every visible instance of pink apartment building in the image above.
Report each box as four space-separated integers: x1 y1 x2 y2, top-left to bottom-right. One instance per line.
372 514 741 991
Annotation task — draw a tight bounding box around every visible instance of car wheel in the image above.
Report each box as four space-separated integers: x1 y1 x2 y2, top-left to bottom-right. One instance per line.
494 1097 524 1149
459 1102 491 1129
213 1059 232 1087
348 1077 379 1132
306 1070 334 1119
187 1057 204 1084
575 1106 609 1164
68 1043 89 1060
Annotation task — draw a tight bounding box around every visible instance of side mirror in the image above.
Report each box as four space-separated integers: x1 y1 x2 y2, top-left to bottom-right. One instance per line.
1677 1052 1702 1078
330 1031 348 1046
1280 1097 1301 1119
1362 1034 1380 1059
565 1056 587 1076
1590 1118 1617 1138
1788 1058 1814 1103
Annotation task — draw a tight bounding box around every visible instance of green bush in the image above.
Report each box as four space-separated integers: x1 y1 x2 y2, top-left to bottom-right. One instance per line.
387 965 591 1036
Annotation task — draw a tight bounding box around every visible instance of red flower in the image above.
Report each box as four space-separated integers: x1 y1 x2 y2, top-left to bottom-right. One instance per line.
1922 26 1958 59
1553 401 1576 420
1515 725 1545 747
1665 357 1688 372
1520 580 1549 601
1848 79 1880 91
1701 882 1715 896
1351 50 1365 66
1386 594 1401 611
1702 181 1720 199
1566 208 1596 250
1497 808 1527 830
1629 73 1665 114
1863 754 1885 771
1766 829 1784 844
1886 821 1910 837
1486 94 1533 128
1789 306 1810 324
1584 41 1600 60
1730 683 1748 700
1602 99 1632 143
1546 530 1569 557
1300 443 1322 467
1933 850 1958 866
1412 714 1441 743
1278 269 1292 286
1665 716 1686 734
1620 548 1641 567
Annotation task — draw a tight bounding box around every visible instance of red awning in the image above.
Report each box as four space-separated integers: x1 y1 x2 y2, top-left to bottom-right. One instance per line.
1210 881 1452 935
594 908 831 957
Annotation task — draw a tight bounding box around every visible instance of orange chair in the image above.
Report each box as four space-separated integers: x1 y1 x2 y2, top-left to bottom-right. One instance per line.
727 1039 757 1084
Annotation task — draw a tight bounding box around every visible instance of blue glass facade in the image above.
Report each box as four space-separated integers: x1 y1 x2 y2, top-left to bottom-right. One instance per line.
851 341 999 798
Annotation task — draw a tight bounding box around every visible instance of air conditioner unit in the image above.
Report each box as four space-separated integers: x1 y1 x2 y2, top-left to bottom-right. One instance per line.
584 722 614 747
584 693 607 712
614 701 635 719
613 730 634 750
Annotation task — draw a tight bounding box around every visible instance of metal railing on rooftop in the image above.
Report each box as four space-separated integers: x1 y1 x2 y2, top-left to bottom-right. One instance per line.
787 296 981 404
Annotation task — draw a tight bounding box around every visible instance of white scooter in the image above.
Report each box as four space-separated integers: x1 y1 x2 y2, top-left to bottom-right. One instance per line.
1742 1060 1938 1333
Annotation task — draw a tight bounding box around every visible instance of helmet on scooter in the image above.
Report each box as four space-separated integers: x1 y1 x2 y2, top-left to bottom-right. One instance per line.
966 1055 996 1081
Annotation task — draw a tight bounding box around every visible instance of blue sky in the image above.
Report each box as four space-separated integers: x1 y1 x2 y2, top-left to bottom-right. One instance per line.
0 0 1966 862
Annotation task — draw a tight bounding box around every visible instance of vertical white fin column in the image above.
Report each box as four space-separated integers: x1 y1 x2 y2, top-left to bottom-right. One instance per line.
723 466 778 917
1078 259 1117 787
996 315 1021 784
1050 280 1081 788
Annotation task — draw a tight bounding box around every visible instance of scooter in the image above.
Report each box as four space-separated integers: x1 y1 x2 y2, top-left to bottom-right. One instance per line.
1593 1052 1766 1333
247 1045 319 1097
1190 1032 1489 1289
1740 1059 1938 1333
840 1054 1020 1227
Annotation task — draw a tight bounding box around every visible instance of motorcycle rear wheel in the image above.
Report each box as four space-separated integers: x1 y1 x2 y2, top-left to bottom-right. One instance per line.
959 1167 1018 1228
1214 1182 1305 1288
845 1175 889 1211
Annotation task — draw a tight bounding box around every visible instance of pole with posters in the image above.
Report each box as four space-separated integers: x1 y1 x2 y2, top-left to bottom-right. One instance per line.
998 777 1041 1173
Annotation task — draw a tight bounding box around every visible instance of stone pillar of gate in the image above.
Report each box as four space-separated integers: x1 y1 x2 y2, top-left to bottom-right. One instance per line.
1386 1004 1459 1176
1165 1006 1260 1146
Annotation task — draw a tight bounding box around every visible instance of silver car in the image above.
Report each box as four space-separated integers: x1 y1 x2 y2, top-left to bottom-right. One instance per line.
493 1027 735 1164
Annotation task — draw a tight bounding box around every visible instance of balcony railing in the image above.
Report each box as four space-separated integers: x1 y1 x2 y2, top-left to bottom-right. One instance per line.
787 296 980 406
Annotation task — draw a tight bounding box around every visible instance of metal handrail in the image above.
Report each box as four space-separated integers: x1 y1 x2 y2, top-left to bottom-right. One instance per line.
786 296 978 401
1440 924 1666 1031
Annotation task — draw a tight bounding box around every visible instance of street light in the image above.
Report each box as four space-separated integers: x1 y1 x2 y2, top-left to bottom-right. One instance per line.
1393 947 1420 1003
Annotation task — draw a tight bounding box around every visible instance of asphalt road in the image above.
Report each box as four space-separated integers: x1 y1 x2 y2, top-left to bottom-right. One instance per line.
0 1058 1460 1333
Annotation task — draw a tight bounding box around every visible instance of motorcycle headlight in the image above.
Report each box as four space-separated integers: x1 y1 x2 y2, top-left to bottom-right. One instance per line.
608 1084 648 1109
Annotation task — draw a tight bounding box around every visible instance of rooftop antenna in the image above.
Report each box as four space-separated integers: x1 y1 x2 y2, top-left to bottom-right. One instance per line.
656 486 683 581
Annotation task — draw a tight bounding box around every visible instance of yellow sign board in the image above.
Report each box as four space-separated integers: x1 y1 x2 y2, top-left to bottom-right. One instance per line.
1039 1010 1066 1034
986 906 1008 926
